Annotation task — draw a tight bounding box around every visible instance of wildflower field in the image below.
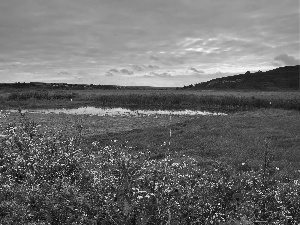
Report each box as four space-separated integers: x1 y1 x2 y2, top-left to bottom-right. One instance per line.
0 89 300 224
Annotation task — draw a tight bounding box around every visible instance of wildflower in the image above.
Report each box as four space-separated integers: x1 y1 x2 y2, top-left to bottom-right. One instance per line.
145 194 151 198
92 141 98 146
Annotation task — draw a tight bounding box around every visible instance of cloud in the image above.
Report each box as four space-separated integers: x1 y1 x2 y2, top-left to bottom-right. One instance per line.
107 67 135 75
146 64 159 69
272 62 282 67
77 70 86 76
105 72 114 76
177 38 204 47
164 56 186 65
120 69 134 75
274 54 299 66
0 0 298 86
149 72 171 77
130 64 160 71
189 67 204 73
131 65 144 71
170 57 184 64
108 68 119 73
74 76 83 80
150 55 159 61
58 71 72 76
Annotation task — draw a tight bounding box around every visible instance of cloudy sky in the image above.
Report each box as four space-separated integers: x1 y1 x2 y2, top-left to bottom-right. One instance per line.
0 0 299 87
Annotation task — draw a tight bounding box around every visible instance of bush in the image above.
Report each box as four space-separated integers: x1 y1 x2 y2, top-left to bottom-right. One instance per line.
0 112 299 224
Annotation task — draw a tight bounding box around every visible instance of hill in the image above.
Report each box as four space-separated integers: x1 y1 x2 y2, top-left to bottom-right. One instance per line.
188 65 300 90
0 82 178 90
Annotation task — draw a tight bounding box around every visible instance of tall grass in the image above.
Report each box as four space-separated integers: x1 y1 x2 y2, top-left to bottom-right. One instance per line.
5 91 300 111
7 91 78 101
0 112 299 224
90 94 300 111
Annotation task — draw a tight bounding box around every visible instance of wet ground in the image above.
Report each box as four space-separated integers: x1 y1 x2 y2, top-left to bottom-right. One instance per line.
0 107 226 137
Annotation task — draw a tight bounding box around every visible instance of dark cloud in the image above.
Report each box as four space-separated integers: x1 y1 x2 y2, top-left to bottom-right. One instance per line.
105 72 114 77
146 64 160 69
274 54 299 66
150 55 159 61
109 68 119 73
120 69 134 75
189 67 204 73
131 65 144 71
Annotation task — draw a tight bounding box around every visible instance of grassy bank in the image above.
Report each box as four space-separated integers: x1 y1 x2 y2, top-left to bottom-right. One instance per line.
0 111 300 224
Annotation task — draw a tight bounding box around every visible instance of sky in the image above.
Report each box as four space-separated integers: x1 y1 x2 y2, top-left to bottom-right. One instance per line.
0 0 299 87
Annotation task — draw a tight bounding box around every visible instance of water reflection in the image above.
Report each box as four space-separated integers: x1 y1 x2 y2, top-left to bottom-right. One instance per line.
19 107 227 117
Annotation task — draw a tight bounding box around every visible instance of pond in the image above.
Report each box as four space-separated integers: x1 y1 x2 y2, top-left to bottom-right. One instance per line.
0 107 227 138
13 106 227 117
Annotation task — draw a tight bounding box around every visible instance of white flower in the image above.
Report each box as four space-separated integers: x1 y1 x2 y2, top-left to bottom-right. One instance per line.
92 141 98 146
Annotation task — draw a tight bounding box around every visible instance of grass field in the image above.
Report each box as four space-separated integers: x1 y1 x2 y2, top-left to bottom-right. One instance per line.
2 107 299 173
1 89 300 224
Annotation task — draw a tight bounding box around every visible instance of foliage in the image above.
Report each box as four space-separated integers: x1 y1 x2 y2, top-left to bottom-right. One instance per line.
0 113 299 224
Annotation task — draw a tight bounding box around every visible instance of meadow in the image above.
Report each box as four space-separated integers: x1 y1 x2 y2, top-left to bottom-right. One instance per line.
0 89 300 224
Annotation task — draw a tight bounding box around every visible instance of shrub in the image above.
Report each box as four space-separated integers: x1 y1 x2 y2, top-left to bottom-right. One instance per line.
0 112 299 224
